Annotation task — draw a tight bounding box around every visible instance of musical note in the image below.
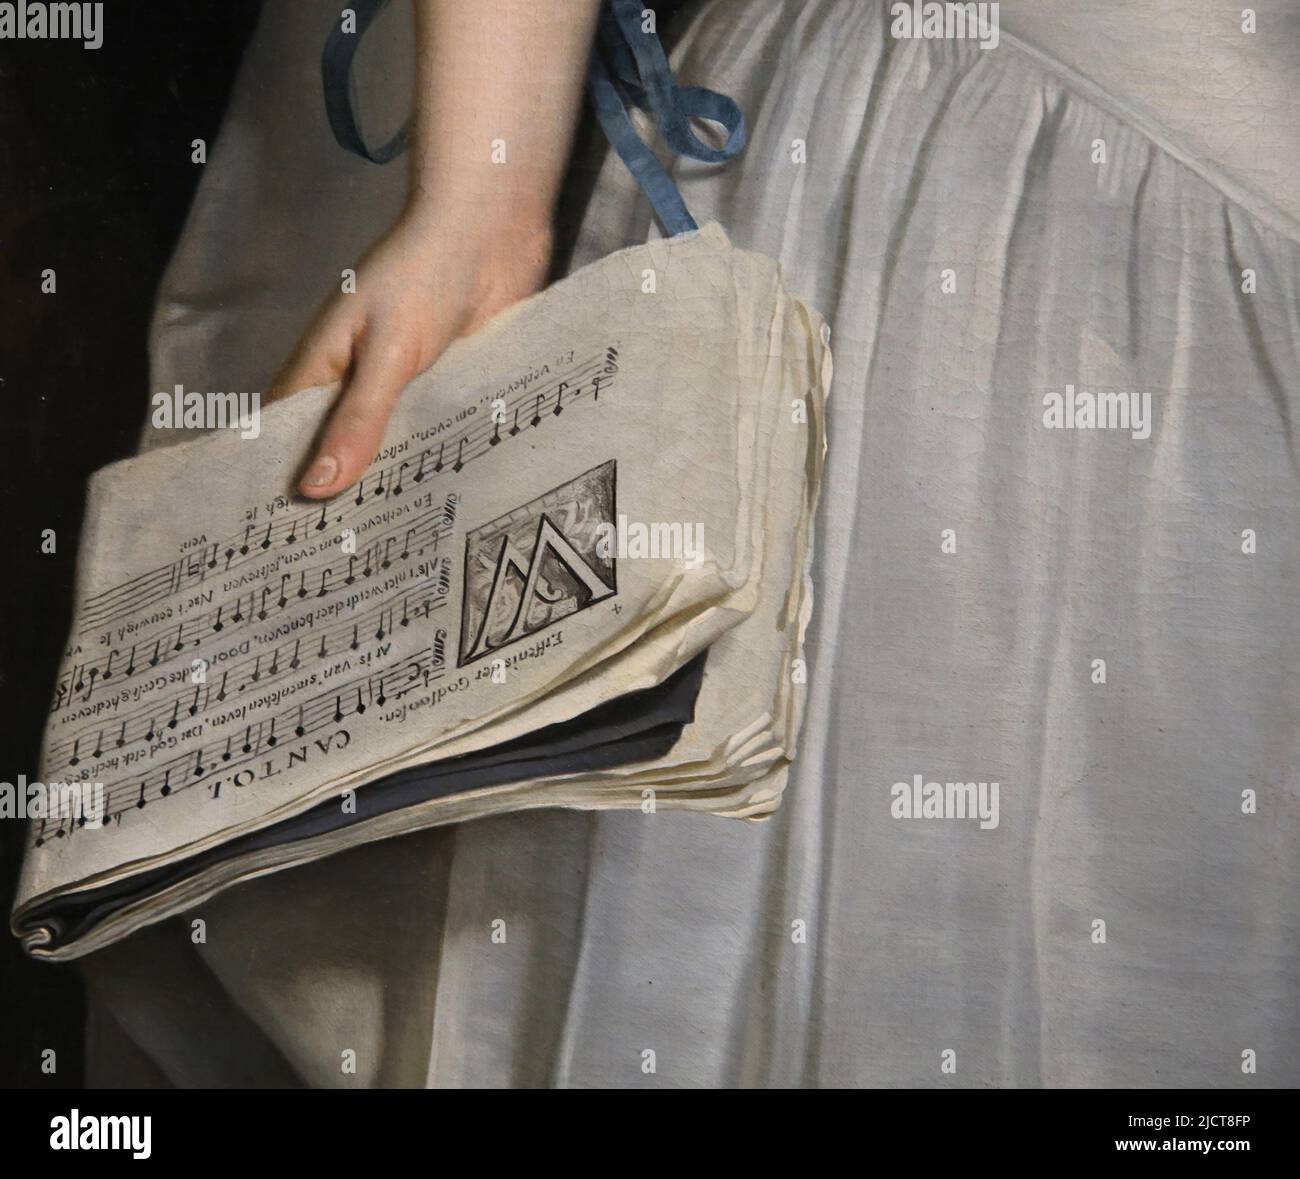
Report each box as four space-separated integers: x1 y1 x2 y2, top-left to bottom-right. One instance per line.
44 341 628 840
79 347 613 637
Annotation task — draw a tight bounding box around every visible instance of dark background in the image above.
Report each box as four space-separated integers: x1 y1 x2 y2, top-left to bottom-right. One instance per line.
0 0 264 1089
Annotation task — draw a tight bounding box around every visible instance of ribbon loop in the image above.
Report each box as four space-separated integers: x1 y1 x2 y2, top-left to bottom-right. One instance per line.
321 0 410 164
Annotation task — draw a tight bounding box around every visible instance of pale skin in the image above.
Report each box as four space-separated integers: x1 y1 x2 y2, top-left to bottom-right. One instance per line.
269 0 603 499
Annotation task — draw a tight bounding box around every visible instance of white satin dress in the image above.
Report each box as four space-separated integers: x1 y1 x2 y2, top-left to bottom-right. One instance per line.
83 0 1299 1088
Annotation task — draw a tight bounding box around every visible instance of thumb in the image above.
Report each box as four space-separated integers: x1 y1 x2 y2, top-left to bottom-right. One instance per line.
296 329 430 499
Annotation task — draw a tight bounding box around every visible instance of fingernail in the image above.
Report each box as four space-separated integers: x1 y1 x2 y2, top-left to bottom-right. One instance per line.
302 454 339 489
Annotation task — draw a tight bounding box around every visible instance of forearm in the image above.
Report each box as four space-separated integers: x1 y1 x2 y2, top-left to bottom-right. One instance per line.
277 1 602 494
407 0 603 231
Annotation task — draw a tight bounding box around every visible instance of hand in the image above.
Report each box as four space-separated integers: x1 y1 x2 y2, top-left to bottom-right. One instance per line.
269 205 553 498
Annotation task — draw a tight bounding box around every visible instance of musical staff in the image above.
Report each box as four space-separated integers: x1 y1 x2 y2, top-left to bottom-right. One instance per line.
54 506 454 708
48 572 451 769
37 644 448 842
34 335 624 856
77 346 619 633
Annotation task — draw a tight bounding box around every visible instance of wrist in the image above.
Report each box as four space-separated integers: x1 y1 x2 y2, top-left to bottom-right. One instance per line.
400 186 554 269
404 169 555 235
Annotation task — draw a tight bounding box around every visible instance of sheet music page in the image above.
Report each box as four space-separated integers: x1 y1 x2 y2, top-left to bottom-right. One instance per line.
18 224 763 907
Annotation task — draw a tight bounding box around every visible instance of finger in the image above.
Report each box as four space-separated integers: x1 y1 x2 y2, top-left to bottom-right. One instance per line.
297 328 428 498
267 304 357 405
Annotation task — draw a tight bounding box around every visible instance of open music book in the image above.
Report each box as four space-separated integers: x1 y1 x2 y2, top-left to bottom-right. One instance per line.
12 223 831 960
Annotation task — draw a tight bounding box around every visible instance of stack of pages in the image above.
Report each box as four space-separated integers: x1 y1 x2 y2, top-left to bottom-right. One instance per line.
13 223 831 959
